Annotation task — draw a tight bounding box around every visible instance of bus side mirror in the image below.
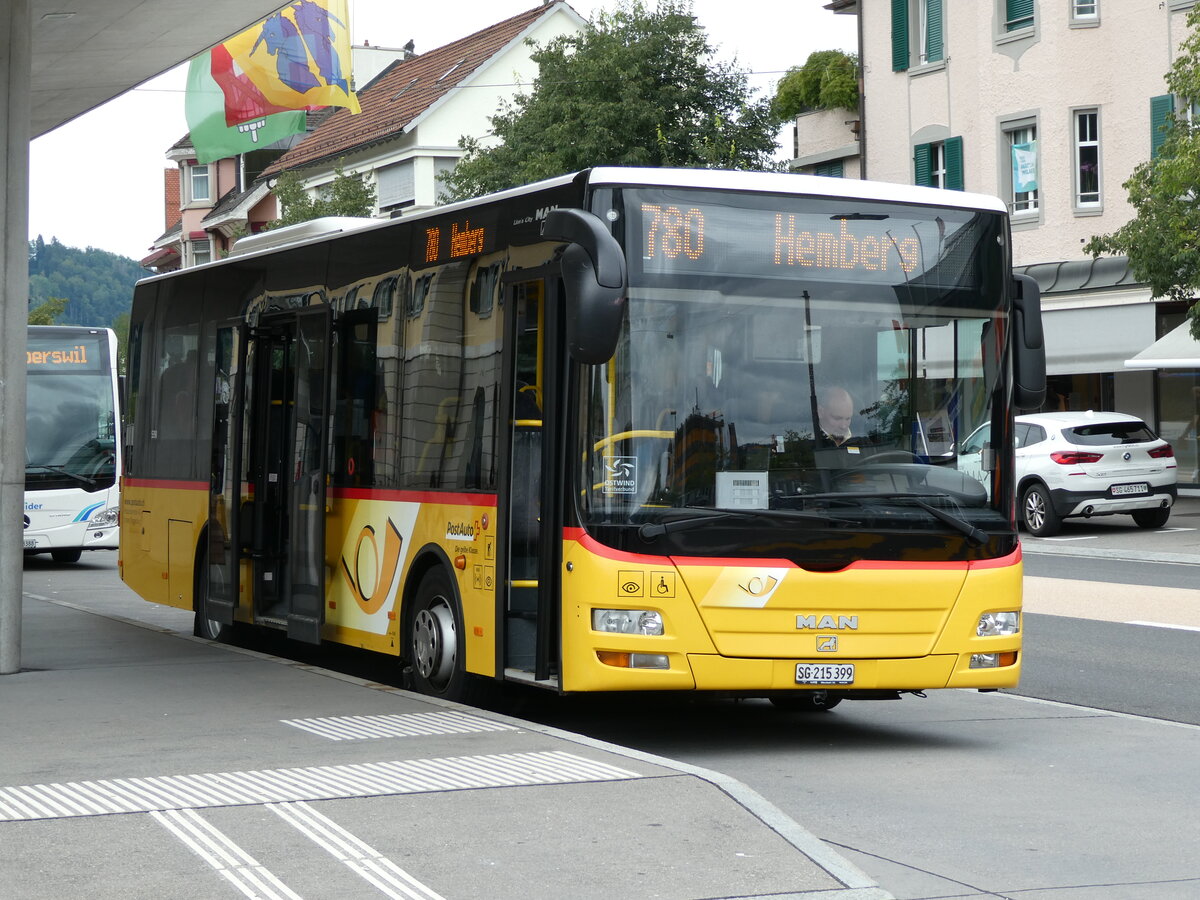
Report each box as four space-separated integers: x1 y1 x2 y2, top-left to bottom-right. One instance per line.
1012 273 1046 412
542 208 627 364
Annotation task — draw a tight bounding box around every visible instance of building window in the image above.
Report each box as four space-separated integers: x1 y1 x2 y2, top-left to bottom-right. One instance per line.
1071 0 1097 21
914 137 963 190
1073 109 1100 209
1005 123 1039 215
1003 0 1035 32
188 164 210 204
191 239 212 267
892 0 943 71
813 160 845 178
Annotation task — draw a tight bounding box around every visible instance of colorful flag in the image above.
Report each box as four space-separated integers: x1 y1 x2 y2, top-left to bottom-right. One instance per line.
185 52 307 164
223 0 360 115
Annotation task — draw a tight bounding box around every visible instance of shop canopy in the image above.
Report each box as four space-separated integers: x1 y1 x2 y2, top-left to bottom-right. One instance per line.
1125 321 1200 369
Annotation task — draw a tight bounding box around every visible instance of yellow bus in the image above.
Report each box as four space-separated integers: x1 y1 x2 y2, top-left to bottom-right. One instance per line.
119 167 1045 709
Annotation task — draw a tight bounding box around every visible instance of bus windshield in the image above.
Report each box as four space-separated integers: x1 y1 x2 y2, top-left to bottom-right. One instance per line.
577 188 1010 546
25 331 118 490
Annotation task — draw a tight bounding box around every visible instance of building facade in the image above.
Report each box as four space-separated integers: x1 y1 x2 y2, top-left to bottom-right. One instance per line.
806 0 1200 483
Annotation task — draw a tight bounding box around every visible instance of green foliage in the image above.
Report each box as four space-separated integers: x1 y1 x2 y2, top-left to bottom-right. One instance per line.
27 296 69 325
1086 6 1200 338
270 163 377 228
772 50 859 120
26 235 147 330
440 0 782 202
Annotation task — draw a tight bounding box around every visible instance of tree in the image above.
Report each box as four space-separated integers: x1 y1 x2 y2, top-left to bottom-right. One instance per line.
772 50 859 121
440 0 782 201
270 162 377 228
28 296 69 325
1085 5 1200 338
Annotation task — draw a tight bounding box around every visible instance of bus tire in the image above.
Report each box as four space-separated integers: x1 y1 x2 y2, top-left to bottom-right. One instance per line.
51 548 82 563
769 691 843 712
407 567 470 701
193 548 232 642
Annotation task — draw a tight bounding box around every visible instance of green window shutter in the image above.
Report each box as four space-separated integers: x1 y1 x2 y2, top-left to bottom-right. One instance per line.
926 0 944 63
944 136 964 190
1150 94 1174 159
1006 0 1034 31
814 161 845 178
892 0 910 71
914 143 933 187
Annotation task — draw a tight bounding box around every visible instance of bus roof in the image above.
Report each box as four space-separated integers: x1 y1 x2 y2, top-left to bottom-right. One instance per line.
585 167 1009 214
142 167 1007 284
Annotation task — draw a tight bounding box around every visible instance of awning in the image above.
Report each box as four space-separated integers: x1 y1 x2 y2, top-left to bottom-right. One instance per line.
1125 321 1200 369
1043 303 1154 376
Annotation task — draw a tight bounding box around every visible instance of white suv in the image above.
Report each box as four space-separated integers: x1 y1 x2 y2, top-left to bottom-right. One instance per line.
960 411 1177 536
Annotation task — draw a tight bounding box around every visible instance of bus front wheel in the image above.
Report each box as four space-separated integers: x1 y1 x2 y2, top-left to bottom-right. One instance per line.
407 568 468 701
51 548 82 563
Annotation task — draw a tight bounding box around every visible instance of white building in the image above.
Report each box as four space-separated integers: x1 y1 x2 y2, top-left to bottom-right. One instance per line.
803 0 1200 483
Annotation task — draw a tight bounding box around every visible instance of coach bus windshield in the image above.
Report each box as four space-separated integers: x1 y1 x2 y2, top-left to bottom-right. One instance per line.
25 331 118 491
576 188 1012 556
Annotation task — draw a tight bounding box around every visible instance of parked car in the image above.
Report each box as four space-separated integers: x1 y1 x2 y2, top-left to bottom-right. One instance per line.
959 411 1177 536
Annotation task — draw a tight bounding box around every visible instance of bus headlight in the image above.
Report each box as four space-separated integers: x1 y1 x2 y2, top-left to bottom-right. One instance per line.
90 506 120 528
977 611 1019 637
592 609 665 636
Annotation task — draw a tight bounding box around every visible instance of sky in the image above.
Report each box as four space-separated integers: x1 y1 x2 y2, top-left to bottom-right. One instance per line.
27 1 856 263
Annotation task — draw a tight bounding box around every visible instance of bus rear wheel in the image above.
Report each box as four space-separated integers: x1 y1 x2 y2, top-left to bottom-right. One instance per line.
193 550 232 642
407 568 469 701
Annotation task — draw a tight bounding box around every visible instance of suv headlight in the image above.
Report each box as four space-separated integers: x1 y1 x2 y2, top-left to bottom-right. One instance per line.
977 611 1019 637
592 609 665 636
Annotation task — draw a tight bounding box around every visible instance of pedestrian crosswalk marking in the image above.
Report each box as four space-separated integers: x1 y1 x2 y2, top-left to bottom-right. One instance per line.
281 710 517 741
0 750 641 822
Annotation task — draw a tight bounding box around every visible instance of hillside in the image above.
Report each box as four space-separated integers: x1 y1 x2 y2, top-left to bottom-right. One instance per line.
27 235 148 329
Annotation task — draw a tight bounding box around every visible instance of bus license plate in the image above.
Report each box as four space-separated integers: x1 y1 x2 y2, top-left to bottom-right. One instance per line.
23 539 37 550
1110 483 1149 496
795 663 855 685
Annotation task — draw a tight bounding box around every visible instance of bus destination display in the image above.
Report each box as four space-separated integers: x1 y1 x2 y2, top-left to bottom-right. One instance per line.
26 338 104 372
638 201 931 282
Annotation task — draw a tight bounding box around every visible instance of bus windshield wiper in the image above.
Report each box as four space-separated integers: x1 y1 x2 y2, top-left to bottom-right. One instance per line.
638 507 842 539
26 464 96 487
801 491 988 545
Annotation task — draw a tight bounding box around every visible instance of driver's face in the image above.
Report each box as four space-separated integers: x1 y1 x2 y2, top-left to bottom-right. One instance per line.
819 393 853 440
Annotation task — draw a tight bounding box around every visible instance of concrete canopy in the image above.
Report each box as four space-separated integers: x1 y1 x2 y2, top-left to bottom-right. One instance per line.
31 0 289 138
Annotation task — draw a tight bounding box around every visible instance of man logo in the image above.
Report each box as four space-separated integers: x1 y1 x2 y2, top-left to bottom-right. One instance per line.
816 635 838 652
796 614 859 630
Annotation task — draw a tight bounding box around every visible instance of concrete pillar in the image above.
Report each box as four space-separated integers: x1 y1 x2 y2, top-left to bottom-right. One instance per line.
0 0 31 675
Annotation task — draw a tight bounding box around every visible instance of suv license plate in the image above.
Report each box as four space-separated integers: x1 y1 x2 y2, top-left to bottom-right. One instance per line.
1111 483 1150 496
796 663 855 685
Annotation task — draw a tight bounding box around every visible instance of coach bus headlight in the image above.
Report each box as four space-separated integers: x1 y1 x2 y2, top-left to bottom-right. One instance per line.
592 609 665 636
596 651 670 669
976 611 1019 637
90 506 120 528
970 652 1018 669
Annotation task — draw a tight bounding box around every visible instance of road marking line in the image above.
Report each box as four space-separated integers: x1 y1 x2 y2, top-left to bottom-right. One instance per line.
1034 535 1098 542
1125 620 1200 632
151 808 303 900
0 751 641 822
269 801 446 900
282 711 516 741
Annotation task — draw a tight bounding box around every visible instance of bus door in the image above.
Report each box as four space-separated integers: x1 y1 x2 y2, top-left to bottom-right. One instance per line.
500 275 565 685
244 307 332 643
205 321 246 630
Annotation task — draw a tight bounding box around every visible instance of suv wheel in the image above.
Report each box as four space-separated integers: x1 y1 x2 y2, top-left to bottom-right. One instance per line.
1022 484 1062 537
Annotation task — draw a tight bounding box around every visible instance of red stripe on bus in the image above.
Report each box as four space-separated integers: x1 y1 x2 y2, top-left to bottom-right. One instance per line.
122 477 208 491
329 487 498 506
564 527 673 564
